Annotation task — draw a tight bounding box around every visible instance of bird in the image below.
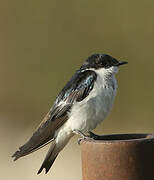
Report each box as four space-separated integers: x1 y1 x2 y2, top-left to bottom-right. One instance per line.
12 53 127 174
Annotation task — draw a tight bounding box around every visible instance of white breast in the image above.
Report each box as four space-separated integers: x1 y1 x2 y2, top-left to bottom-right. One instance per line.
67 68 117 133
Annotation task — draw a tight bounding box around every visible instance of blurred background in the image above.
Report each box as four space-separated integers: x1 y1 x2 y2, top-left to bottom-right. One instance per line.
1 0 154 179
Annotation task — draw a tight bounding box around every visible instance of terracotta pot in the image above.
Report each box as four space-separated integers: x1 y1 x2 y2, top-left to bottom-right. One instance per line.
81 133 154 180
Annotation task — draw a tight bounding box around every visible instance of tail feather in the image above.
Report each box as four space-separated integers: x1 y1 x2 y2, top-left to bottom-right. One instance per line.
37 155 58 174
37 140 58 174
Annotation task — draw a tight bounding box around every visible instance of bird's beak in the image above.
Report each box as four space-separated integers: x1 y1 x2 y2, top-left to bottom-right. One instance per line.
117 61 128 66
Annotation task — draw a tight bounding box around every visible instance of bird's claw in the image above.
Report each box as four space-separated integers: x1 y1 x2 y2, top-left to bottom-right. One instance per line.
73 130 100 145
77 136 93 145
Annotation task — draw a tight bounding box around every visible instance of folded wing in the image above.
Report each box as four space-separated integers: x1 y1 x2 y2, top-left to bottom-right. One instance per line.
12 70 97 161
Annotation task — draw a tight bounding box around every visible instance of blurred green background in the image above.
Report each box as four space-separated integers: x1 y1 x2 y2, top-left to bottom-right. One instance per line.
1 1 154 179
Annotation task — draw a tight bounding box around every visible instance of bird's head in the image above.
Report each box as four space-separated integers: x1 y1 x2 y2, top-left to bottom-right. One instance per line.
81 54 127 76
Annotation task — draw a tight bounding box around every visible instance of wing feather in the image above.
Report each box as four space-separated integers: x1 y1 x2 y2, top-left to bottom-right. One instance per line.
12 70 97 160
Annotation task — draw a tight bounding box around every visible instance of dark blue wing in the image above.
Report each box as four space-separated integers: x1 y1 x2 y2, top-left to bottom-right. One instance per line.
50 70 97 119
12 70 97 160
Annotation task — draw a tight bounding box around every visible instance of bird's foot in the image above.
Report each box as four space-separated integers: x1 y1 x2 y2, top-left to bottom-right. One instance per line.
77 136 93 145
73 130 94 145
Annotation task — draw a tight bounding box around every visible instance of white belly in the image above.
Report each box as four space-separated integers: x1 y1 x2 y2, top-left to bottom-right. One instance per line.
67 73 117 133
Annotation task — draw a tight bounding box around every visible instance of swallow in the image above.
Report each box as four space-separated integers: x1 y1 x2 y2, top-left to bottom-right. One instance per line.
12 53 127 174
